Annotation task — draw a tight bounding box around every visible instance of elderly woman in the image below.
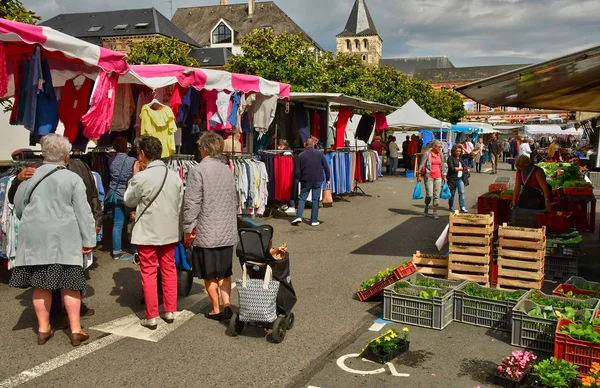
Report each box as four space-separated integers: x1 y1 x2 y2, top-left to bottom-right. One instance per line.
223 131 242 154
473 138 485 173
184 132 238 321
447 145 469 213
9 134 96 346
512 155 552 211
124 136 184 330
417 140 447 220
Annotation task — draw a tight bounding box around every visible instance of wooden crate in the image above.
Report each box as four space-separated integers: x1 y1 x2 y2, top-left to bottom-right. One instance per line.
448 254 491 286
497 224 545 290
449 212 495 236
498 223 545 241
412 251 447 278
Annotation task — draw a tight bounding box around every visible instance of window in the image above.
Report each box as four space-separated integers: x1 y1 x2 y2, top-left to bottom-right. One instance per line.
113 24 129 31
88 25 103 32
346 39 351 51
440 87 447 92
362 55 366 61
134 23 149 29
355 39 360 50
475 103 481 112
363 39 368 49
202 58 211 64
212 22 232 44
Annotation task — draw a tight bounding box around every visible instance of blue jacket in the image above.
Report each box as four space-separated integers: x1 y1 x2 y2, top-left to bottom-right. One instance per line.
295 147 331 186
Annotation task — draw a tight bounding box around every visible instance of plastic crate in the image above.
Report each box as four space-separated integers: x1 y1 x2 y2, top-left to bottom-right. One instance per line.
565 276 600 292
511 207 545 229
357 263 417 302
552 284 599 298
454 282 526 332
489 183 509 192
511 290 599 353
546 245 580 259
536 211 574 234
478 196 510 226
544 255 578 282
564 187 594 196
393 262 417 280
554 318 600 377
383 276 465 330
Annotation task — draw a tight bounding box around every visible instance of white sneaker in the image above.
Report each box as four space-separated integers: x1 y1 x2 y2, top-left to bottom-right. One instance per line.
432 213 440 220
311 222 320 226
285 207 296 216
140 317 157 330
162 312 174 324
292 217 302 225
460 207 469 213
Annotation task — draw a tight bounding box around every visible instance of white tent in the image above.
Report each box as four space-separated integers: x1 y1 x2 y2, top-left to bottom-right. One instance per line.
387 99 451 129
521 125 582 137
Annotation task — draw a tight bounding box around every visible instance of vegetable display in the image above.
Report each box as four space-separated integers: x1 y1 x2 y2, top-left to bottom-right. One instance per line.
528 291 590 310
359 267 396 291
532 357 578 388
527 306 591 321
393 281 449 299
463 283 525 301
559 320 600 344
563 180 593 188
538 162 581 185
414 278 447 289
482 190 502 198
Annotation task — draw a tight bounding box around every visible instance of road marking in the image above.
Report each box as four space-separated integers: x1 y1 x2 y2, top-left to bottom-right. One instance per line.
337 353 410 377
368 318 392 331
0 334 124 388
91 310 195 342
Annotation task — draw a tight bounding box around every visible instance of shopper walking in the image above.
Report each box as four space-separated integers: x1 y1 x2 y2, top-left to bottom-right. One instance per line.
417 140 447 220
124 136 184 330
9 134 96 346
473 138 484 173
184 132 238 321
370 136 387 177
519 138 532 158
292 138 331 226
402 136 411 172
388 136 400 176
510 137 520 171
447 145 469 213
107 137 136 260
489 134 500 174
464 136 474 167
549 138 561 162
503 138 511 162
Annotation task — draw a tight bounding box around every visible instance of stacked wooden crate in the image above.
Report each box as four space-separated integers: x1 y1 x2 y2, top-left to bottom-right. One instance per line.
497 224 546 290
412 251 448 279
448 212 494 286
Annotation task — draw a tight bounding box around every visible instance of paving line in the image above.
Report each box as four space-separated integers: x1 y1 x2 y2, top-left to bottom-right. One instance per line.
0 334 124 388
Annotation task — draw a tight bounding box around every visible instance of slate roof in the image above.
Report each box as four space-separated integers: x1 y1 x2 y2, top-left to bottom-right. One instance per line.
336 0 378 37
413 64 531 82
189 47 233 68
380 56 455 77
41 8 200 47
172 1 324 51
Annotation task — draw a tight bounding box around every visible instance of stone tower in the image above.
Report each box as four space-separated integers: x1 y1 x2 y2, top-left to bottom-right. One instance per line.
336 0 382 65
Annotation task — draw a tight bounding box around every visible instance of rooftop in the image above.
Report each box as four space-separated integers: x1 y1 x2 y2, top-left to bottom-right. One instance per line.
189 47 233 68
413 64 530 82
336 0 379 37
380 56 455 77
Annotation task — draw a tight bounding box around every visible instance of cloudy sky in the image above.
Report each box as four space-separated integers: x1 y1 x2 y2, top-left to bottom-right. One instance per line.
23 0 599 67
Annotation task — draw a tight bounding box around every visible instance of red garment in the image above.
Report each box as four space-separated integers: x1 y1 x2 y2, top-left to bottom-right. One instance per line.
0 43 7 98
82 71 120 139
370 140 387 156
59 78 92 143
518 167 542 189
334 108 352 150
355 154 363 183
311 112 320 139
138 244 177 319
407 139 417 155
429 152 443 179
169 84 186 118
9 57 25 125
274 155 294 202
373 113 388 132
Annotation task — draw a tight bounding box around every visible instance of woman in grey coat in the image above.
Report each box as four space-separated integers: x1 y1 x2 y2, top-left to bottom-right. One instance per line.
9 134 96 346
184 132 238 321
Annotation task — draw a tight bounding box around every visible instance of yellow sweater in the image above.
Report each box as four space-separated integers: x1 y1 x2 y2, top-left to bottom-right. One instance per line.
140 105 177 157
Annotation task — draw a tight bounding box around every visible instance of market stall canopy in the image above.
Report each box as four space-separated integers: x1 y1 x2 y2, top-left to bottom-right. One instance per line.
456 45 600 112
521 125 582 137
387 99 451 129
130 64 291 99
290 92 396 111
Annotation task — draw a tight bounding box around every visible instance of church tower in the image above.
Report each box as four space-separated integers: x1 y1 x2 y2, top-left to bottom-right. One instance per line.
336 0 382 65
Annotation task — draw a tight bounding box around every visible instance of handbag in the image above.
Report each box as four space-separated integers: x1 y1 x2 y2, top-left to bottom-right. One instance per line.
412 182 423 200
440 182 451 200
105 159 128 206
322 182 333 207
237 264 279 322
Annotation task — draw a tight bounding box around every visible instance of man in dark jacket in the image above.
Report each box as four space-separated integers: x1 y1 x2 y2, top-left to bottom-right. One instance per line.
292 138 331 227
510 137 519 170
9 150 102 325
489 134 500 174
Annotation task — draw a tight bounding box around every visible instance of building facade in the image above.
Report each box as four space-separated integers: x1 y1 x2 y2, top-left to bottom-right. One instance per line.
335 0 381 65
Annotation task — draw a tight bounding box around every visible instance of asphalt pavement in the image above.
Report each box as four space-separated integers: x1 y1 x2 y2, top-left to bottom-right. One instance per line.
0 160 594 388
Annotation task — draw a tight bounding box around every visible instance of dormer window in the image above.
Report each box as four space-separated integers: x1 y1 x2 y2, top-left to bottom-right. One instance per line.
113 24 129 31
88 25 103 32
212 22 232 44
134 23 149 29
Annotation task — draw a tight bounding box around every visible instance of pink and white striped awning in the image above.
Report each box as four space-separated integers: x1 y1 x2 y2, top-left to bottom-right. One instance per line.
129 64 291 100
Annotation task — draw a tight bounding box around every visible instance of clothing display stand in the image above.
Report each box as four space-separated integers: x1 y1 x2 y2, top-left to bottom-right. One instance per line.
350 139 371 197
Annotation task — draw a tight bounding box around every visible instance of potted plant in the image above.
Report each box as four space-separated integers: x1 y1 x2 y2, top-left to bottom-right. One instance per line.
495 350 537 388
531 357 578 388
581 362 600 387
357 328 409 364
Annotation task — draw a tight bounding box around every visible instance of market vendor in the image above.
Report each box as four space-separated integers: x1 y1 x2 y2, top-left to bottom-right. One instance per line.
549 138 561 162
512 155 552 211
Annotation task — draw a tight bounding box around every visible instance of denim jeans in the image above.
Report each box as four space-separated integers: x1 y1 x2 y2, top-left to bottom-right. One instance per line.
449 177 465 211
377 155 383 177
390 157 398 175
112 204 126 257
476 158 483 173
296 184 322 223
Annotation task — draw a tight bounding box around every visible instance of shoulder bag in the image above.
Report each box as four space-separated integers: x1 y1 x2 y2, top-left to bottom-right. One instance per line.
129 166 169 232
105 158 128 206
25 166 65 207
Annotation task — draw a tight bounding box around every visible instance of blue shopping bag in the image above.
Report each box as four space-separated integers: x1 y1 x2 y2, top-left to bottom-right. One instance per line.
412 182 423 200
440 183 451 200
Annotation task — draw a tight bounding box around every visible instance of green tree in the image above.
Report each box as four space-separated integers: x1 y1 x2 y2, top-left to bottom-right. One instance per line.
127 37 199 67
0 0 40 24
434 91 467 124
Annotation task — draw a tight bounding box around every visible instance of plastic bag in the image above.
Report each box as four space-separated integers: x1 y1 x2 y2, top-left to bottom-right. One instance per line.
412 182 423 200
435 224 449 251
440 183 451 200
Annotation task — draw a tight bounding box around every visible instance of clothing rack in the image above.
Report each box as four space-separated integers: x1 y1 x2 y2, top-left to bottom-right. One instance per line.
165 154 195 161
90 146 113 153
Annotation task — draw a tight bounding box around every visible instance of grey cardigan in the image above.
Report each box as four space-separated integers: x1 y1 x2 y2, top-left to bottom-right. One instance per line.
183 157 238 248
14 163 96 267
418 150 448 180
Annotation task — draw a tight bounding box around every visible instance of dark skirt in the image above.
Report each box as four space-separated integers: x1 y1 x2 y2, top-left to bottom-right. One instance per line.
9 264 87 291
192 246 233 280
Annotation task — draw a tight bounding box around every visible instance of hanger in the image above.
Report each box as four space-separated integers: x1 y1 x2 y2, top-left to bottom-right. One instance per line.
148 91 166 109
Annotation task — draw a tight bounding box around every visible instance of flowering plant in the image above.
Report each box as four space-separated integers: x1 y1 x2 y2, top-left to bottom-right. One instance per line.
358 329 403 358
496 350 537 381
582 362 600 387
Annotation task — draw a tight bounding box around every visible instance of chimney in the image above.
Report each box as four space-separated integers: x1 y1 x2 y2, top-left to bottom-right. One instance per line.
248 0 255 17
220 0 227 5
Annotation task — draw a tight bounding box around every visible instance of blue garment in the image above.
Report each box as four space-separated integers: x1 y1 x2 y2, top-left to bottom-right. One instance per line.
296 184 322 224
449 177 466 211
177 88 201 128
112 204 126 257
12 59 30 125
93 172 105 242
296 103 310 144
34 57 59 137
421 131 434 147
228 93 241 127
241 112 252 133
108 153 136 202
23 46 42 131
295 147 330 186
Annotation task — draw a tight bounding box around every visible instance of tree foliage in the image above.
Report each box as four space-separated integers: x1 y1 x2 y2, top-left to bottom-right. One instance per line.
127 37 199 67
226 29 466 123
0 0 40 24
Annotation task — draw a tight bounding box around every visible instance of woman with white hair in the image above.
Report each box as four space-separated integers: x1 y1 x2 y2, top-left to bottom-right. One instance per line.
417 140 448 220
9 134 97 346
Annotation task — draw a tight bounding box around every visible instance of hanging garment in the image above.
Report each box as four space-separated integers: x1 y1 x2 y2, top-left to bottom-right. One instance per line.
59 78 92 143
373 113 388 132
274 155 294 202
355 115 376 143
176 87 201 129
0 42 7 98
335 108 352 150
10 56 27 125
253 95 278 135
169 84 186 119
205 89 232 130
140 104 178 158
295 103 310 144
23 46 42 132
82 71 119 139
109 84 135 132
311 111 321 140
134 91 152 135
25 53 59 145
228 92 242 127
